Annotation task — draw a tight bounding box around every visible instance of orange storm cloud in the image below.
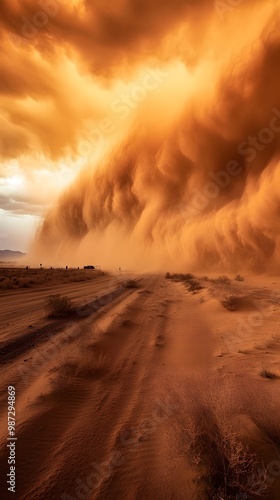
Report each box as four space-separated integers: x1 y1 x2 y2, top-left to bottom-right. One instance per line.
1 0 280 271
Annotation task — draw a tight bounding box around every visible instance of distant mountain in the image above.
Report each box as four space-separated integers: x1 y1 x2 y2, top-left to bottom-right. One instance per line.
0 250 26 261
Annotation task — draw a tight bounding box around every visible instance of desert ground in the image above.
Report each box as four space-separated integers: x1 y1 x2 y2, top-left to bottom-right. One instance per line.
0 269 280 499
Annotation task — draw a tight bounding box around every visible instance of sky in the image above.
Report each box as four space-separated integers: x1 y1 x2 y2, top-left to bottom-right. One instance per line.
1 1 280 272
0 0 192 251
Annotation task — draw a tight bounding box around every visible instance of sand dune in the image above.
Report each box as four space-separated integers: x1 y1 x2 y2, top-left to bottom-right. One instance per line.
0 273 280 499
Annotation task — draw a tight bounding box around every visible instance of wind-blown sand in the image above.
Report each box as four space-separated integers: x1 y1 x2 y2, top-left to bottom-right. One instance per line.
0 273 280 499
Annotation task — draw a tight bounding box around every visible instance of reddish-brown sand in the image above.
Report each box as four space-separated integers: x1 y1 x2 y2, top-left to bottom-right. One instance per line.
0 272 280 499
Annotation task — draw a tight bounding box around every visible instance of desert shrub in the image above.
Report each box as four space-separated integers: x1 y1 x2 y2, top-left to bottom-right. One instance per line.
169 273 180 281
45 294 74 317
185 411 268 499
221 294 239 311
181 380 269 499
183 273 195 281
260 370 278 380
213 275 231 285
0 269 106 290
165 273 195 282
0 278 16 289
49 372 71 395
21 280 31 288
124 279 138 288
235 274 245 282
186 279 203 293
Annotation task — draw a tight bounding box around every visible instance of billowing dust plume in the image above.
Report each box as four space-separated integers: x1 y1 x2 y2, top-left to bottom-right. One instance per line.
32 1 280 272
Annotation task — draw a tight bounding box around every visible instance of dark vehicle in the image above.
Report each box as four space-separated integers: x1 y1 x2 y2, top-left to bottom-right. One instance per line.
84 265 95 270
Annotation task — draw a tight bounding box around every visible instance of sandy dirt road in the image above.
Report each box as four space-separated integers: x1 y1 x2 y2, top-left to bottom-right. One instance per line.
0 274 280 499
0 272 134 345
0 274 210 500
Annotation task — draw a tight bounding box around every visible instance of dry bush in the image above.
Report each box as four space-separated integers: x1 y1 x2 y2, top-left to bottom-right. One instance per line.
20 278 32 288
169 273 182 281
45 294 74 317
186 279 203 293
49 372 71 395
182 273 195 281
0 278 16 289
244 384 280 450
165 273 182 281
213 275 231 285
221 294 239 311
0 268 106 289
181 379 269 499
260 370 278 380
164 273 203 292
124 279 139 288
165 273 195 282
235 274 245 282
56 339 108 380
178 273 195 281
